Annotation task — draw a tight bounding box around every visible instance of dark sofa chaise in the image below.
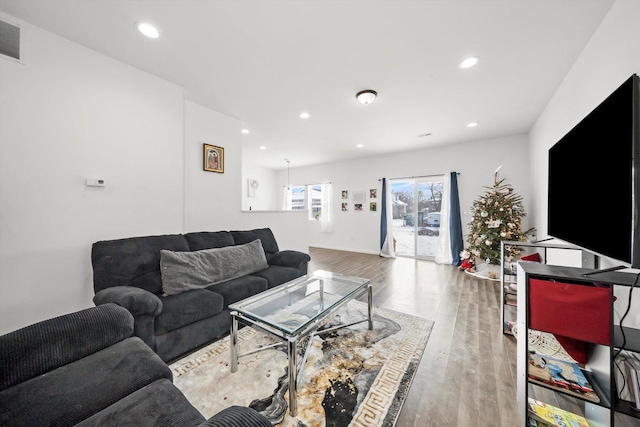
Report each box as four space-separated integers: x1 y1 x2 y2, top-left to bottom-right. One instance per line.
0 303 271 426
91 228 311 362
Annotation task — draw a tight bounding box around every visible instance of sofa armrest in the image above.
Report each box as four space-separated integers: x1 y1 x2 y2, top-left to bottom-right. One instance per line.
268 250 311 269
198 406 271 427
94 286 163 317
93 287 163 352
0 303 133 391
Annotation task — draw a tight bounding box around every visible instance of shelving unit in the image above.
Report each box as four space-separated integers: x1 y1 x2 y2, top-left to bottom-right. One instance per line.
499 240 580 337
516 262 640 426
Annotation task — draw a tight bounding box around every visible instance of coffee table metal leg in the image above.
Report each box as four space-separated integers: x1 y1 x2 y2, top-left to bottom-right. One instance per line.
367 284 373 330
230 312 239 373
288 337 298 417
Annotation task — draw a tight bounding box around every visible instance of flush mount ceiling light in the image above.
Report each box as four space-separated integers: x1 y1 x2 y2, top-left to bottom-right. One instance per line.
459 56 479 69
241 129 250 134
299 112 310 119
467 122 478 128
356 90 377 105
136 22 159 38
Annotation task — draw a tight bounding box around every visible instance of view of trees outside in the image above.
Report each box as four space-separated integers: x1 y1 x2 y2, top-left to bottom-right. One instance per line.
392 181 443 220
391 178 444 258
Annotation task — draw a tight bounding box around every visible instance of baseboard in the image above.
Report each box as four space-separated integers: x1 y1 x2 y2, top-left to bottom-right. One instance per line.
309 245 380 256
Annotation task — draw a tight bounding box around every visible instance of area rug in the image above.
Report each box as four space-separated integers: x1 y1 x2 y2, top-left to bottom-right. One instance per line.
170 300 434 427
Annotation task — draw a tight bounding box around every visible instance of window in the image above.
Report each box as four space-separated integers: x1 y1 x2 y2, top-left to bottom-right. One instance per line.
309 185 323 220
290 186 306 210
285 184 325 220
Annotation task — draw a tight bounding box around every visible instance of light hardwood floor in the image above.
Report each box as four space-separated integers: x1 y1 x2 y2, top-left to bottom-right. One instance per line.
307 247 520 426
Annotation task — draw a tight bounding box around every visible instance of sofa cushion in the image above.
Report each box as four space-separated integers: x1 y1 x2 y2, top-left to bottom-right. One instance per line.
184 231 235 251
155 289 225 334
231 228 279 260
92 234 190 295
251 265 304 289
206 275 269 307
0 337 170 427
155 311 232 362
160 239 269 296
75 378 205 427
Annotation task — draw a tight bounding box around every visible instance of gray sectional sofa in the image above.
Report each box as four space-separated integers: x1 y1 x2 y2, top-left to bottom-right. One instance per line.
91 228 311 362
0 303 271 426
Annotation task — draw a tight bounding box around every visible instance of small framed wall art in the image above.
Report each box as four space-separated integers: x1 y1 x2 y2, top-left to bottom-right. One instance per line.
353 191 366 203
203 144 224 173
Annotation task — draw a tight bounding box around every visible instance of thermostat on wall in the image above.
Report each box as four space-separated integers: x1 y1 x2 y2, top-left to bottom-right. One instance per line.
85 178 105 187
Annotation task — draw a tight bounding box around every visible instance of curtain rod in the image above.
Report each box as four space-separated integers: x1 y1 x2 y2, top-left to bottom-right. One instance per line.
377 172 458 181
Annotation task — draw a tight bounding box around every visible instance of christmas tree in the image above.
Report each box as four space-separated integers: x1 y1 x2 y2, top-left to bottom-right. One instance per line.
467 167 534 265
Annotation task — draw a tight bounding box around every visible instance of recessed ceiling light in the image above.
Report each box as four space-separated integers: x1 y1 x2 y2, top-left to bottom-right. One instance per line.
259 146 267 150
356 144 364 148
459 56 479 69
136 22 159 38
467 122 478 127
241 129 250 134
299 112 310 119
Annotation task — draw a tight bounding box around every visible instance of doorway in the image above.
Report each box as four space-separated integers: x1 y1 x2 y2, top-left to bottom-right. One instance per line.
391 176 444 259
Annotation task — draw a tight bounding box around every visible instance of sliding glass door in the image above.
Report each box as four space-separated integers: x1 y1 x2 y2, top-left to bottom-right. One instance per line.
391 176 444 259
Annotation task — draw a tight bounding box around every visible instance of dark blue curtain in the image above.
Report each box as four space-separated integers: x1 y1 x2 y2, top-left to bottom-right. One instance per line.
450 172 464 266
380 178 387 250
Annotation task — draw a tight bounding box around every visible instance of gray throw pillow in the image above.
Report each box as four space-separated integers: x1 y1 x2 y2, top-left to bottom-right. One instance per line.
160 239 268 296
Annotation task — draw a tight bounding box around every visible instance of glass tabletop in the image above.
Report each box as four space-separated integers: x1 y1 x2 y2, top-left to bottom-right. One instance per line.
228 270 370 336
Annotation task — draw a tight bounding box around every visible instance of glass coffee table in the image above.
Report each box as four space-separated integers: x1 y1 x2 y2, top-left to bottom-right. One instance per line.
229 270 372 417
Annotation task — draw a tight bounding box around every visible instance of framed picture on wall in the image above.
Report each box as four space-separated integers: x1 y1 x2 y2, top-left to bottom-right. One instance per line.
203 144 224 173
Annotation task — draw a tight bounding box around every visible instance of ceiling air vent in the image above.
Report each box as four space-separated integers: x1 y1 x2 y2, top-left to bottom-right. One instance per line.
0 19 20 60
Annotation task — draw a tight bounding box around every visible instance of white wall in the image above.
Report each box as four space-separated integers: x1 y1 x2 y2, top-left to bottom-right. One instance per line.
277 134 531 254
0 15 184 334
528 0 640 326
184 101 243 231
0 14 309 334
240 164 277 211
184 102 307 252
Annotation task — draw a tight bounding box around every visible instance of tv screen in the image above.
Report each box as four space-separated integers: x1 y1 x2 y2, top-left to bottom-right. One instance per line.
548 74 640 267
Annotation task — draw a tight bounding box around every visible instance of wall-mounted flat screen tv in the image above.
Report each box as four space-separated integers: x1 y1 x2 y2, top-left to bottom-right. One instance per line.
548 74 640 267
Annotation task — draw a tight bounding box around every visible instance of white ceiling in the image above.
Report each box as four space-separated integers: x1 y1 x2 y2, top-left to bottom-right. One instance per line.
0 0 615 170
